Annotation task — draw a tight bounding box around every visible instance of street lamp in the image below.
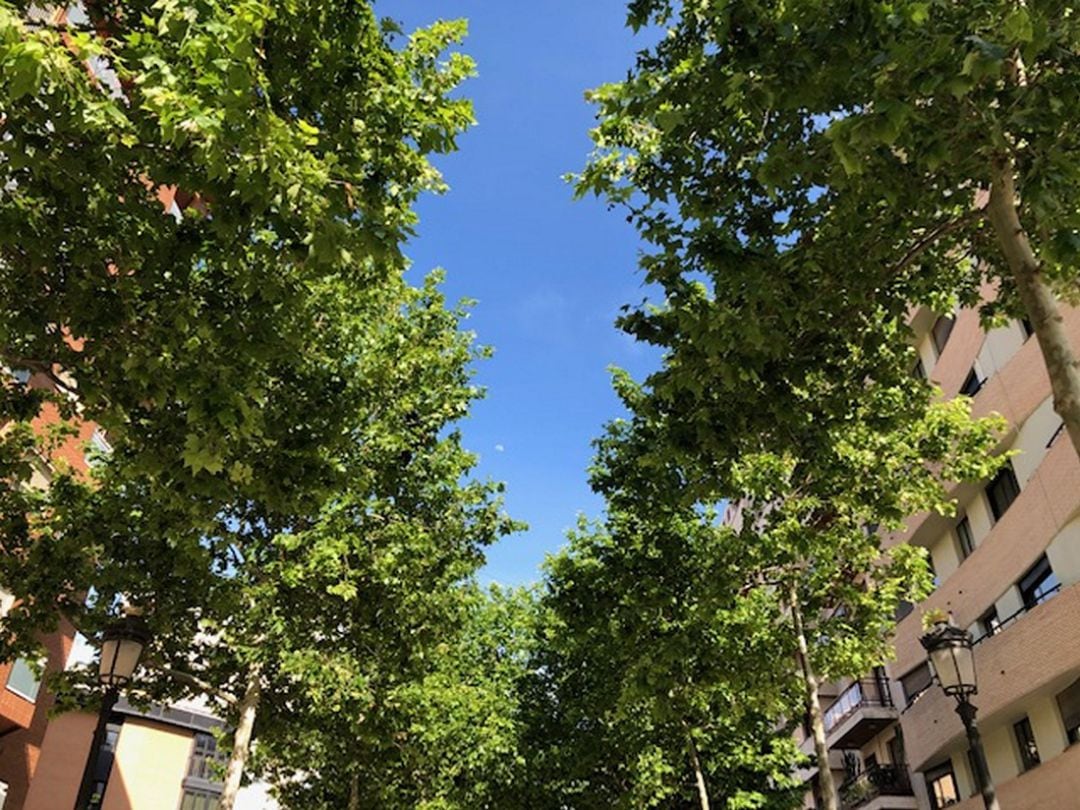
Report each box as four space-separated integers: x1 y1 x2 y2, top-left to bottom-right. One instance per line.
74 615 150 810
921 620 1000 810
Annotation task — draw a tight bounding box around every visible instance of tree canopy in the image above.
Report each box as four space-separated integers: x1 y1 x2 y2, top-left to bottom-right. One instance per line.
578 0 1080 458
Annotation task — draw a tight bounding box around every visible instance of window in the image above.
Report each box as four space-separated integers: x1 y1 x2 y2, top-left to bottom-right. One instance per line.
928 555 940 589
912 357 927 380
895 600 915 622
888 730 906 765
926 761 960 809
955 516 975 560
959 367 984 397
180 791 220 810
187 732 225 781
1018 555 1060 610
5 658 41 702
932 315 956 356
1020 318 1034 339
977 606 1001 640
1013 716 1041 771
985 463 1021 522
183 732 225 807
900 663 933 706
1056 678 1080 745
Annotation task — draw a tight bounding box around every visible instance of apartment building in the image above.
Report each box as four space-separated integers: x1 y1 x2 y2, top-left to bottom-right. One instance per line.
801 299 1080 810
25 699 228 810
0 367 100 808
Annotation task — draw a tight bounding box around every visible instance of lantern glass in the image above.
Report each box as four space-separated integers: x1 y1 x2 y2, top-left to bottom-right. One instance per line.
922 621 977 698
98 619 149 687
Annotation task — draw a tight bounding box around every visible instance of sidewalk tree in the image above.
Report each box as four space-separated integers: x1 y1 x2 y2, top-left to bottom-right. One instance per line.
578 0 1080 457
34 278 518 807
259 586 534 810
528 506 805 810
0 2 505 800
589 370 1004 809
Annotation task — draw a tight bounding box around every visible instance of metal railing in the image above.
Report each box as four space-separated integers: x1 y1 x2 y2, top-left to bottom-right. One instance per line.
823 677 895 733
839 764 914 810
972 582 1063 646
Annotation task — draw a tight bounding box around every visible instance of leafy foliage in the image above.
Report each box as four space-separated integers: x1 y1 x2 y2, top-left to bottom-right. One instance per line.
0 1 519 797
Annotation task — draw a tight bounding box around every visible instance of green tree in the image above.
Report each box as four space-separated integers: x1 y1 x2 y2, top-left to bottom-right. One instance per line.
39 277 517 807
584 385 1003 809
258 585 533 810
527 505 805 810
577 0 1080 457
0 2 507 802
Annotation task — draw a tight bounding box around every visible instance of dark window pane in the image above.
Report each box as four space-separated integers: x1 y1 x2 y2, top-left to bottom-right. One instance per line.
956 516 975 559
888 731 906 765
986 464 1020 521
1019 556 1060 610
913 357 927 380
959 368 984 397
901 663 933 705
1013 717 1040 771
932 315 956 355
1057 679 1080 745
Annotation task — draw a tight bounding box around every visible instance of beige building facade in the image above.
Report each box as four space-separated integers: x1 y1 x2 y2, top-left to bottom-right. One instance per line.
802 302 1080 810
25 700 228 810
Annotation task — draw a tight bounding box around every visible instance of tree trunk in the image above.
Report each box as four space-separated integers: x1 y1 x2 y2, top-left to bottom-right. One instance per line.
348 771 361 810
686 729 711 810
988 157 1080 459
791 587 838 810
219 663 262 810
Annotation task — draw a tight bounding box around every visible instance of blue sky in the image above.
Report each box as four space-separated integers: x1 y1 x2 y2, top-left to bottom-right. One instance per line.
382 2 661 585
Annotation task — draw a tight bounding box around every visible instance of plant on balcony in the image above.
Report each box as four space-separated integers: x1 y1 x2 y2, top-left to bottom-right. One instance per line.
922 608 951 630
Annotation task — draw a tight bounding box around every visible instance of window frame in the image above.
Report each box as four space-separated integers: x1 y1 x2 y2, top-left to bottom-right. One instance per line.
5 658 41 703
932 314 956 357
925 761 960 809
1018 555 1060 610
900 663 933 706
985 463 1021 522
1056 678 1080 746
959 367 984 397
955 516 975 560
977 606 1001 640
1013 716 1041 772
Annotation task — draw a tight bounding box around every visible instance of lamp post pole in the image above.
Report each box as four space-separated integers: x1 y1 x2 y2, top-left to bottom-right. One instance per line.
956 700 1000 810
72 615 150 810
920 619 1001 810
73 686 119 810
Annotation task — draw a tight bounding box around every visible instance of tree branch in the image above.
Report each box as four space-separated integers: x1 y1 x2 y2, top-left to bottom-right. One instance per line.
143 658 238 707
888 210 981 277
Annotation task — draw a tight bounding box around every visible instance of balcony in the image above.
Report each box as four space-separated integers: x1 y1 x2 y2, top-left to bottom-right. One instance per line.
840 765 917 810
824 677 898 750
902 580 1080 771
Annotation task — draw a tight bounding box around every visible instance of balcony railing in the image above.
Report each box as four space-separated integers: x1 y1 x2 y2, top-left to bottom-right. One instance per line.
839 764 913 810
972 583 1063 646
823 678 895 734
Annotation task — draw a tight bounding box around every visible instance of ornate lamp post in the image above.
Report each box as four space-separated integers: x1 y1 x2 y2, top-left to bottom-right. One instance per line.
73 615 150 809
921 620 1001 810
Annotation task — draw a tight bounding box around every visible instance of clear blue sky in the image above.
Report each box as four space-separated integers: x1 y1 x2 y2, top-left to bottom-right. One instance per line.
382 2 661 585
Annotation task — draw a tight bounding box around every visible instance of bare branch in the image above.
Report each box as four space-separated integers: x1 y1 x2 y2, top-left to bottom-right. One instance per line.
888 210 981 277
143 659 238 707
